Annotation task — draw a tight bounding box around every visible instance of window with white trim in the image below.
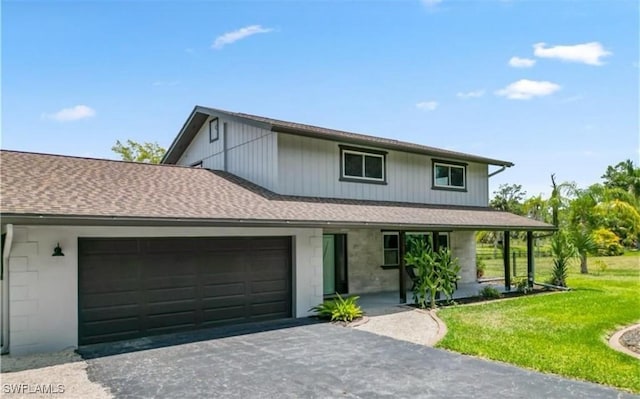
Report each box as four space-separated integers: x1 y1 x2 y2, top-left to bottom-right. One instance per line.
340 146 386 183
433 161 466 189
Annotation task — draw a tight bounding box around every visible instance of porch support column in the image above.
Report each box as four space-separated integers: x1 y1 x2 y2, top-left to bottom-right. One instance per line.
503 231 511 291
399 231 407 304
431 231 440 253
526 231 534 288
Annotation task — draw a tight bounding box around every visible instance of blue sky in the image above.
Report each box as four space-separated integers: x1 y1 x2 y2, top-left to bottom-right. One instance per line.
2 0 638 198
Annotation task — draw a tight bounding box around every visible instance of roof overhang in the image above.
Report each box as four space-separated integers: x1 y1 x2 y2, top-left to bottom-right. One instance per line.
0 213 556 232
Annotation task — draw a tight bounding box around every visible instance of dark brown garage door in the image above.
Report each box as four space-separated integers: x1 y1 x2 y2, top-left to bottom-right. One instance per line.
78 236 292 345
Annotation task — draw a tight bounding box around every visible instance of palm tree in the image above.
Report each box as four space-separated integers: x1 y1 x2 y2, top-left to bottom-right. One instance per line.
570 227 597 274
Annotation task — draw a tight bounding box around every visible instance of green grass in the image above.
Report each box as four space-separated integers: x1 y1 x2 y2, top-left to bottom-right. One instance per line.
437 253 640 393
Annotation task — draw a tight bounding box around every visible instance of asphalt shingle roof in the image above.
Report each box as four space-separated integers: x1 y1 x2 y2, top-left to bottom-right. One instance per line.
0 150 553 230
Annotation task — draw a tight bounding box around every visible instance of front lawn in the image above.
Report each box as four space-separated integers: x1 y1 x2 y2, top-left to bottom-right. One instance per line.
436 253 640 393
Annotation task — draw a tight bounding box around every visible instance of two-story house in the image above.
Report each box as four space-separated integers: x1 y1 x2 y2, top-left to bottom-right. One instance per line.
0 106 553 355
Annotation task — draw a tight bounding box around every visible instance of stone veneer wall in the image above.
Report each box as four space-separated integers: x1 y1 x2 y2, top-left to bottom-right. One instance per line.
324 228 399 294
450 231 477 283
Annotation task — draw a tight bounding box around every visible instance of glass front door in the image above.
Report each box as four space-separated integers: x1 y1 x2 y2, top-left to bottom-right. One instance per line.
322 234 348 296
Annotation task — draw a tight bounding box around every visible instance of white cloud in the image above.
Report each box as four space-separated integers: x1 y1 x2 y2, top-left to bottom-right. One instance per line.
495 79 561 100
43 105 96 122
212 25 273 49
456 90 485 99
421 0 442 6
416 101 438 111
508 56 536 68
533 42 611 66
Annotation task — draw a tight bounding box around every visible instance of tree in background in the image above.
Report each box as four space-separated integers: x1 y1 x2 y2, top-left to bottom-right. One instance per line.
490 183 527 215
112 140 166 164
484 160 640 276
601 159 640 200
523 195 550 223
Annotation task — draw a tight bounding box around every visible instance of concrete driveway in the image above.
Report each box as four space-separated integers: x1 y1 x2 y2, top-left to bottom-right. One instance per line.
78 320 637 399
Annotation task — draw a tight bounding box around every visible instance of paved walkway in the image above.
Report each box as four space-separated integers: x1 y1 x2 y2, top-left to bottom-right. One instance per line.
78 321 636 398
354 305 445 346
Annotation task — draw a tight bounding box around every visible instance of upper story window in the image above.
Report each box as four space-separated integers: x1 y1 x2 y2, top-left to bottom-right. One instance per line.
432 159 467 190
339 145 387 184
209 118 219 143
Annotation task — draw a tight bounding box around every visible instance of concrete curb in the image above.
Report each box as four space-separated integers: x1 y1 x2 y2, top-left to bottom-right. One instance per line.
427 309 447 346
608 323 640 360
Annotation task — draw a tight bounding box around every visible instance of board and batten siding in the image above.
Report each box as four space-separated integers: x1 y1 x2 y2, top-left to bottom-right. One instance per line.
177 116 279 191
277 133 489 206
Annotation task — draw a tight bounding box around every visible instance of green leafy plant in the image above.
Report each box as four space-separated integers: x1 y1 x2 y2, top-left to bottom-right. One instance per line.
593 259 608 275
478 285 502 299
438 248 461 302
404 242 461 309
405 241 439 308
550 230 577 287
512 277 531 294
310 293 363 322
476 256 486 279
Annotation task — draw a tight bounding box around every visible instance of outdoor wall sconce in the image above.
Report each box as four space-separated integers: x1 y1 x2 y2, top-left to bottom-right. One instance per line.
52 243 65 257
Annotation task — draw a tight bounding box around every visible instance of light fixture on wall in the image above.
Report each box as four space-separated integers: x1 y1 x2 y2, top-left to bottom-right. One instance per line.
52 243 65 257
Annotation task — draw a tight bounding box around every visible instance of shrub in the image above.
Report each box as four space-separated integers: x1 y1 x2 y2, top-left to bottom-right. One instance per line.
479 286 502 299
550 230 577 287
512 277 531 294
593 259 608 275
592 228 624 256
310 293 363 322
476 256 486 279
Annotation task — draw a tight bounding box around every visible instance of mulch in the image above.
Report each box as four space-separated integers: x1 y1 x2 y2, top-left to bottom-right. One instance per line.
619 326 640 354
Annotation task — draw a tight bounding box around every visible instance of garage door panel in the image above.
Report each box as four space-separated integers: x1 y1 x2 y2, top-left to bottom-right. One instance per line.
79 236 291 345
80 259 140 280
251 280 288 294
144 287 198 303
82 317 140 338
79 239 140 255
146 298 198 313
82 291 139 309
147 311 197 329
201 282 245 298
202 306 248 323
81 279 140 294
81 305 140 322
200 295 246 309
142 276 199 291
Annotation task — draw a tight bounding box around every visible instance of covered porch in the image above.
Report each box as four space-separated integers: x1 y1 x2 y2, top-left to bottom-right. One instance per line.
356 281 510 315
321 225 552 306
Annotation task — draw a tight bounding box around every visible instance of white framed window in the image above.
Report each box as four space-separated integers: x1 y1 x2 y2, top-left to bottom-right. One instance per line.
340 145 386 183
433 160 466 190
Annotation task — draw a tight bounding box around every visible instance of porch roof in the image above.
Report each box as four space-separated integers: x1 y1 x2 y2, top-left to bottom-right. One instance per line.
1 150 553 231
